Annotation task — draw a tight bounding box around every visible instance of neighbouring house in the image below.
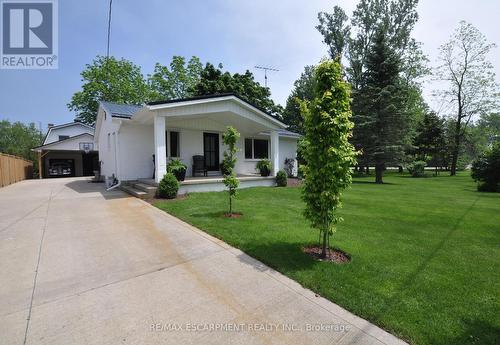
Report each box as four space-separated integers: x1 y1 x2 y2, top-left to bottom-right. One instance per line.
95 93 300 195
32 121 99 178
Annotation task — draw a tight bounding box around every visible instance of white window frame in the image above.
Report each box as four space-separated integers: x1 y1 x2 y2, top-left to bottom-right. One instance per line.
244 137 269 161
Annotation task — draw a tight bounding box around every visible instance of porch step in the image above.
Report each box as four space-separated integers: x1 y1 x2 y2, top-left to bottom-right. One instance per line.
121 184 151 199
138 178 158 186
133 182 157 194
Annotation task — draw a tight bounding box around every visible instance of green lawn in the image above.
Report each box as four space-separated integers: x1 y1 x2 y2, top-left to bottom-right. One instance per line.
155 172 500 345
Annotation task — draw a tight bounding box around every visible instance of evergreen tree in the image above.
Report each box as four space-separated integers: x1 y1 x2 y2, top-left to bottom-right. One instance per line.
282 66 315 134
413 111 447 169
357 25 411 183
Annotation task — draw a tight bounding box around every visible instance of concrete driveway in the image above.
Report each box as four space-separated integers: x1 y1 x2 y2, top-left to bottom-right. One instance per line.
0 178 406 345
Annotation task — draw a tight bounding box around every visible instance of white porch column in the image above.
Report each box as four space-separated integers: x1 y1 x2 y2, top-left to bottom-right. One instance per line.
154 114 167 183
270 130 280 176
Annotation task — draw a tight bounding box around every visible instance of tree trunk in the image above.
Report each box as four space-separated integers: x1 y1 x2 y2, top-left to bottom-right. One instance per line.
398 166 403 173
321 230 328 258
375 164 384 184
451 87 463 176
229 195 232 215
365 166 370 174
450 119 461 176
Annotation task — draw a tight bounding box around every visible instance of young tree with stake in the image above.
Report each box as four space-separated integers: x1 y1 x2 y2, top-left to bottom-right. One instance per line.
301 60 357 258
222 126 240 216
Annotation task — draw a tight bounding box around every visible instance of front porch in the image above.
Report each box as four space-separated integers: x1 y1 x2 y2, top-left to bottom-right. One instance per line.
121 174 276 198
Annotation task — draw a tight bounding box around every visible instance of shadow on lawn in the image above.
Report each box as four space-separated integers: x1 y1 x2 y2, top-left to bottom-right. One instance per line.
190 211 228 218
235 242 317 274
352 180 398 185
365 196 482 343
444 319 500 345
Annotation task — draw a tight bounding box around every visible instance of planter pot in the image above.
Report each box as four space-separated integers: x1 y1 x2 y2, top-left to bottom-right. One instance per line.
259 168 271 177
173 169 186 181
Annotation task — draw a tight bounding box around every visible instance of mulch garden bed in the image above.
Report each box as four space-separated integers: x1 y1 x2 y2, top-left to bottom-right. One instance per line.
303 246 351 264
287 178 302 187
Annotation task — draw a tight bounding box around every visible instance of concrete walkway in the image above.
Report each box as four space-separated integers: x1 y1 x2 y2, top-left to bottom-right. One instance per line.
0 178 407 345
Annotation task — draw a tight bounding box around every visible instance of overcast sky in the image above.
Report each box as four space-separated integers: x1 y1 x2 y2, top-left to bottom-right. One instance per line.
0 0 498 128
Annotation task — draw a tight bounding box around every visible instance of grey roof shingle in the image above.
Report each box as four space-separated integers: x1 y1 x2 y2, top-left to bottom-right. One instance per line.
100 101 142 118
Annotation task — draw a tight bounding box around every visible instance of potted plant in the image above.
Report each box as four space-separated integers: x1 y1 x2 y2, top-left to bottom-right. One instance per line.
167 158 187 181
256 159 272 177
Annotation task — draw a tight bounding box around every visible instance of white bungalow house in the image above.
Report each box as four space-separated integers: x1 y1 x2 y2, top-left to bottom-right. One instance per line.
95 94 300 195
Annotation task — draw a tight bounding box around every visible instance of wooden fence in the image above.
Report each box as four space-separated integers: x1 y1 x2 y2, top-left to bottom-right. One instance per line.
0 153 33 187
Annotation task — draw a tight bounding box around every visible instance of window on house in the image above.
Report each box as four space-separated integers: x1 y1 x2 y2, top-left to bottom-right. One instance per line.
244 139 253 159
244 138 269 159
165 131 180 157
170 131 179 157
59 135 70 141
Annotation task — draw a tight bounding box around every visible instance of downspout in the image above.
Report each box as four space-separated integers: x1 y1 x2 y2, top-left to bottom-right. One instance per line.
106 121 122 191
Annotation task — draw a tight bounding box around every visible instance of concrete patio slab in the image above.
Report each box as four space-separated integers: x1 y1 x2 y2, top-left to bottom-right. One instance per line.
0 177 408 345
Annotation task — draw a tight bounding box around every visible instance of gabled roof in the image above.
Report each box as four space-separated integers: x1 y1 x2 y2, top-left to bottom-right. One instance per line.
147 93 287 129
98 94 301 135
46 121 94 131
148 93 277 117
42 121 94 145
100 101 143 119
33 133 94 151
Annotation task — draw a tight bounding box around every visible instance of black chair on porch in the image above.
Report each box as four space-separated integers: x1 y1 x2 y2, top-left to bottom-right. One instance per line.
192 155 207 177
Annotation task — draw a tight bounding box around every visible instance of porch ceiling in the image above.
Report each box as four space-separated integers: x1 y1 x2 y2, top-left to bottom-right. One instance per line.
166 111 271 135
136 96 285 132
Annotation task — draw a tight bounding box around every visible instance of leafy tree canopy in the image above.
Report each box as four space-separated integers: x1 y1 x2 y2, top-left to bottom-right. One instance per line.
316 0 428 169
190 63 283 119
434 21 499 175
301 59 357 258
148 56 203 101
0 119 42 172
68 56 150 125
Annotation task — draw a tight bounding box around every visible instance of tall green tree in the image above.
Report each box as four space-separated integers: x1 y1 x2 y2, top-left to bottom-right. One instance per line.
148 56 203 101
477 112 500 146
68 56 150 125
282 66 315 134
435 21 499 175
357 25 412 183
190 63 283 119
222 126 240 216
412 111 447 167
0 120 42 174
317 0 427 169
316 6 350 59
301 60 357 258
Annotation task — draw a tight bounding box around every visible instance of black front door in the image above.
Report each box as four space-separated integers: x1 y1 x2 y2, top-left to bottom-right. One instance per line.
203 133 219 171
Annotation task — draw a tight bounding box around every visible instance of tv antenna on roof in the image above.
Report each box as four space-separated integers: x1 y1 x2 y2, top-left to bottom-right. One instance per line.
255 65 279 88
